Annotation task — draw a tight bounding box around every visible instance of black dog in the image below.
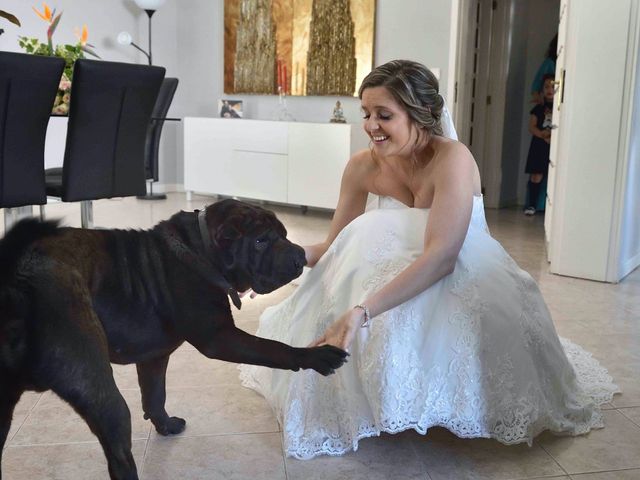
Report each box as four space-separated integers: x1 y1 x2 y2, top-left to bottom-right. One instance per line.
0 199 348 480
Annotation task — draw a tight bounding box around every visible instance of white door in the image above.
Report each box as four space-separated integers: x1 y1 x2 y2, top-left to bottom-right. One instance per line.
544 0 569 261
453 0 512 208
454 0 496 191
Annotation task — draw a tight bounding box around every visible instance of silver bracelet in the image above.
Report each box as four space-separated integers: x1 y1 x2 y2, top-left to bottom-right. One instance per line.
354 304 371 328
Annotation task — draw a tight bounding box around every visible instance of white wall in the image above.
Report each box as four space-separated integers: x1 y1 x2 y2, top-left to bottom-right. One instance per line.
1 0 452 188
174 0 453 186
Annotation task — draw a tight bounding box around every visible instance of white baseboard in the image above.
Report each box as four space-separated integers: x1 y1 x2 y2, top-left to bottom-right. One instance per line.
147 183 185 194
620 250 640 281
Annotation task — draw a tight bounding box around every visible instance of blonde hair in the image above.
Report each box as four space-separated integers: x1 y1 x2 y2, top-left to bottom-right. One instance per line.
359 60 444 136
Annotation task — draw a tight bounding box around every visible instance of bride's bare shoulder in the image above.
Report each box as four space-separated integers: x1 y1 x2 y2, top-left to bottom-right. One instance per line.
434 137 474 166
346 148 377 175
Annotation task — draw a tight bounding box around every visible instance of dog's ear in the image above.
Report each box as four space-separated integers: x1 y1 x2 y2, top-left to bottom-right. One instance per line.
214 222 241 247
214 222 242 269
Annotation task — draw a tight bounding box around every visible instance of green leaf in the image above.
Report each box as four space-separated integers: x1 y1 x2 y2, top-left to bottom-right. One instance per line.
81 45 100 59
0 10 21 26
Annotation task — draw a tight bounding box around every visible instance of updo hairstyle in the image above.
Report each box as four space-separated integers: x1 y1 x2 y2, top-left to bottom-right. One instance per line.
358 60 444 137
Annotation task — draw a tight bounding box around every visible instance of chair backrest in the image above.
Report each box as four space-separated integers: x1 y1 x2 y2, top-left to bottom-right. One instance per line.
145 77 178 181
0 52 64 207
61 59 165 202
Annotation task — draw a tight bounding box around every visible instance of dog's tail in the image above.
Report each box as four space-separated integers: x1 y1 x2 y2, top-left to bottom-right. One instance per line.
0 218 60 374
0 218 60 283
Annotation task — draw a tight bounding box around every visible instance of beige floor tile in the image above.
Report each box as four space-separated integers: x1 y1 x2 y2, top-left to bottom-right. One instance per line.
2 439 146 480
141 432 285 480
410 427 565 480
153 384 278 438
111 363 142 391
7 392 43 444
571 469 640 480
617 407 640 427
9 390 151 446
165 348 243 388
285 431 427 480
539 410 640 474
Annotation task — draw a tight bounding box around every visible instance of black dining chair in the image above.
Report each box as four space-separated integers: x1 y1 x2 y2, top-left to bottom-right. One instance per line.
0 52 64 232
44 58 165 228
138 77 179 200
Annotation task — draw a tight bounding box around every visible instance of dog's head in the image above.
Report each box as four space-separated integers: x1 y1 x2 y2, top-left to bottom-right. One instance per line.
203 199 306 294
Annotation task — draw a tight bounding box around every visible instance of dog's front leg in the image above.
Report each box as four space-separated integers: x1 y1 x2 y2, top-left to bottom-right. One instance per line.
136 356 186 435
194 326 348 376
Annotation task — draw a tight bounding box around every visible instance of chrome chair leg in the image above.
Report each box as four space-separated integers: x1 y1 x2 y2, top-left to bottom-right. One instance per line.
3 206 34 232
39 204 46 221
80 200 93 229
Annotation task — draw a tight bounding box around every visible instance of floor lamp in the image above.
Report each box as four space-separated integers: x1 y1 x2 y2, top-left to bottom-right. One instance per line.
118 0 167 200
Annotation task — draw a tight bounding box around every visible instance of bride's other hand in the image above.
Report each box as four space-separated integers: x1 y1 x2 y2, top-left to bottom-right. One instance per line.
309 308 363 351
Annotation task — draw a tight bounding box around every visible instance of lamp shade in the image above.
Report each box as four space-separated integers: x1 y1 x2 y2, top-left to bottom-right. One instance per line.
117 31 133 45
133 0 166 10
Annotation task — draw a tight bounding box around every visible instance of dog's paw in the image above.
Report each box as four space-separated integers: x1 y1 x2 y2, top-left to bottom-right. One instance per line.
303 345 349 376
154 416 186 436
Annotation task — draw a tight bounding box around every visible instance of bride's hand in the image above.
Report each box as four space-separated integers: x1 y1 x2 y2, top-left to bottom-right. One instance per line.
309 308 363 351
239 289 257 299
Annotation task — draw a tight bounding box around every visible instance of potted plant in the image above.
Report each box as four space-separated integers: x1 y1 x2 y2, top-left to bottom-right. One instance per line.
18 3 99 115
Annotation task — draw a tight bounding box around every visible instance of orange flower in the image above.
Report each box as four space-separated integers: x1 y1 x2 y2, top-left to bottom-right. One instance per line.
32 2 53 23
75 24 88 45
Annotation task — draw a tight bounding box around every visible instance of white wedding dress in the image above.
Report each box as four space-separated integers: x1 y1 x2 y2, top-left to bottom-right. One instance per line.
238 107 619 459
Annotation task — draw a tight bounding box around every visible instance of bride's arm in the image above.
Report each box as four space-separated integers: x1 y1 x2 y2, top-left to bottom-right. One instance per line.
303 149 371 267
311 143 477 349
362 145 476 319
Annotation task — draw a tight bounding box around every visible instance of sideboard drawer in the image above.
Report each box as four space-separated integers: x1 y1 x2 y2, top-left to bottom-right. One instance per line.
230 120 288 154
220 150 288 202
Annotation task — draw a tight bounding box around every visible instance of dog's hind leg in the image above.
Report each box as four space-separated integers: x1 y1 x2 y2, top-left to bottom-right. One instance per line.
136 355 186 435
31 276 139 480
0 382 23 479
46 347 139 480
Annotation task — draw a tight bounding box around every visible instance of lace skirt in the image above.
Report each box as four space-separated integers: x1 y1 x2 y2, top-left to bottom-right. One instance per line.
239 208 619 459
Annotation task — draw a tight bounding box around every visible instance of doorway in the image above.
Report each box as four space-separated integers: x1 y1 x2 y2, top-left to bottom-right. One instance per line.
451 0 560 209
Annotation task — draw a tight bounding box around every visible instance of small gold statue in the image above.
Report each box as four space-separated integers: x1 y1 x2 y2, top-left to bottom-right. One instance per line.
330 100 347 123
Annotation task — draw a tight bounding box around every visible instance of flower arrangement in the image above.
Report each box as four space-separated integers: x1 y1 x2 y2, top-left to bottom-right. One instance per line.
18 3 99 115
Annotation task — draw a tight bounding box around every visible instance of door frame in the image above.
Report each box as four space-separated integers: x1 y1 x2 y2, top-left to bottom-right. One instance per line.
451 0 520 208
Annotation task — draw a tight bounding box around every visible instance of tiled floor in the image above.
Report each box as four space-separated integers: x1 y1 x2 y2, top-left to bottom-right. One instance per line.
2 193 639 480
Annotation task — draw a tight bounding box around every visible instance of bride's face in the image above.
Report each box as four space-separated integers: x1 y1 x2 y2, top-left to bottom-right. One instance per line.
361 86 419 157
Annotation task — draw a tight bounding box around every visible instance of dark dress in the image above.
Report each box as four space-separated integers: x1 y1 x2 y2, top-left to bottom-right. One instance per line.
525 102 553 174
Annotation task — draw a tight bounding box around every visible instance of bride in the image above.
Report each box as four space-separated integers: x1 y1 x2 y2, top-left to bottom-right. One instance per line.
238 59 619 459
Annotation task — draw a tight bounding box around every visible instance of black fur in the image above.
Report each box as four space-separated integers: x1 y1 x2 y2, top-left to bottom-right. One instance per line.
0 200 348 480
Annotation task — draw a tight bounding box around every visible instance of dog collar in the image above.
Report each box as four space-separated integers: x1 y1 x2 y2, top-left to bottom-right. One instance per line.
197 209 242 310
197 208 213 251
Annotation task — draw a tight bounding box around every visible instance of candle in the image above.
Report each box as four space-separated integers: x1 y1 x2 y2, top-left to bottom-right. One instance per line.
283 64 287 95
277 60 282 92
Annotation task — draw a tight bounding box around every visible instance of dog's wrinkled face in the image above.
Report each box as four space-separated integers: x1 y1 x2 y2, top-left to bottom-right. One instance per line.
205 199 306 294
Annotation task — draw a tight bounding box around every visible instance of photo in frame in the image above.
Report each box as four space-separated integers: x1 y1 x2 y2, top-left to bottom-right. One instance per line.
224 0 376 97
218 99 243 118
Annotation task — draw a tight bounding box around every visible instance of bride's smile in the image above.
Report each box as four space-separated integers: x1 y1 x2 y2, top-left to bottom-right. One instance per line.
361 86 420 156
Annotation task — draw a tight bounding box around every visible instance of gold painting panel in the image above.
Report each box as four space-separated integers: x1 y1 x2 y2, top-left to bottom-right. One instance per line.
224 0 376 96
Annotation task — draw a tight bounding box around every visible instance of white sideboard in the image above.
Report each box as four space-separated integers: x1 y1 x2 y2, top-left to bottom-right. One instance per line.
183 118 369 209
